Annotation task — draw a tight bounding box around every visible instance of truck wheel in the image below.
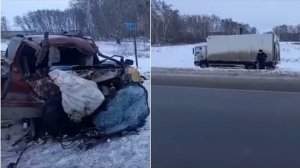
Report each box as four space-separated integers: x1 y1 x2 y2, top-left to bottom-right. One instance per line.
249 64 257 69
245 64 256 69
267 63 276 69
200 62 208 68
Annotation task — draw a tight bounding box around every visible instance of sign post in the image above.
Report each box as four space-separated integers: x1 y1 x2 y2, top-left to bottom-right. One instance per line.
124 23 138 68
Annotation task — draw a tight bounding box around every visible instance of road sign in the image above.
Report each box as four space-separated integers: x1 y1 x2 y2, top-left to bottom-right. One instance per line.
124 22 138 68
124 23 136 31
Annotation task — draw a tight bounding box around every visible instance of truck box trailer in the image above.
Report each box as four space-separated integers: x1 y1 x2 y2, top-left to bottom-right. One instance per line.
193 33 280 69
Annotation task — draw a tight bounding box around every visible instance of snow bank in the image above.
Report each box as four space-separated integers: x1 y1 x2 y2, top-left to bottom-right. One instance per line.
18 120 150 168
152 42 300 72
1 40 9 51
277 42 300 72
151 43 205 68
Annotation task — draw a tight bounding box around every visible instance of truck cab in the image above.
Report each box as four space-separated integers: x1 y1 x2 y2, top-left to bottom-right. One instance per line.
193 45 207 67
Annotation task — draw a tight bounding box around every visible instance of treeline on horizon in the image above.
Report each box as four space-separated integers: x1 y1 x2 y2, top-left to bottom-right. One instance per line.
1 0 150 40
151 0 300 45
1 0 300 43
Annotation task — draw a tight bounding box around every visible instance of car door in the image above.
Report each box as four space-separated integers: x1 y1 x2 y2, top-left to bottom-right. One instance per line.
1 38 43 120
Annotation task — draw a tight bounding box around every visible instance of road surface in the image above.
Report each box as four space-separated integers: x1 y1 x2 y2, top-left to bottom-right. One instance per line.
151 72 300 168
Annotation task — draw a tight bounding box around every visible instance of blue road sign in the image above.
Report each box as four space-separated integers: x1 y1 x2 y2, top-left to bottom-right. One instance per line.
124 23 136 30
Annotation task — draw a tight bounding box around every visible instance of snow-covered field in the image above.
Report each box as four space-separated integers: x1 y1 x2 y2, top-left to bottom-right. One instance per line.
277 42 300 71
152 42 300 72
1 40 9 51
151 43 203 68
1 39 150 168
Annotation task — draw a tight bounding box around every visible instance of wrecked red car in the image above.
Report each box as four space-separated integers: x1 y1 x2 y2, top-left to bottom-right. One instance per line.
1 32 149 137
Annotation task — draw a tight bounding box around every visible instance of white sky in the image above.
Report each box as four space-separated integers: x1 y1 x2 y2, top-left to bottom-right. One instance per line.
1 0 299 32
1 0 70 30
164 0 300 33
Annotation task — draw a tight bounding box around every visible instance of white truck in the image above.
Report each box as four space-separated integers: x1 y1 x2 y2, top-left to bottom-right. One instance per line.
193 33 280 69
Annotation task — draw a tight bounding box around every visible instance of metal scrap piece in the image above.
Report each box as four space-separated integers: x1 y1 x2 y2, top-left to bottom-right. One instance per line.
27 77 60 100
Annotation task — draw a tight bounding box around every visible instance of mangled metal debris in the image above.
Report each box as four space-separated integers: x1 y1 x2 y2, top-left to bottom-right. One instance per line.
1 32 150 141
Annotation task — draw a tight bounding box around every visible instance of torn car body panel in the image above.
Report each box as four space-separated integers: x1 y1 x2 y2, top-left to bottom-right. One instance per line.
2 38 44 120
2 34 99 120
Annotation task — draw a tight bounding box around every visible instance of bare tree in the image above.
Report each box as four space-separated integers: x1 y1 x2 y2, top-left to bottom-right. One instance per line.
151 0 257 45
1 16 9 31
14 0 150 40
273 24 300 41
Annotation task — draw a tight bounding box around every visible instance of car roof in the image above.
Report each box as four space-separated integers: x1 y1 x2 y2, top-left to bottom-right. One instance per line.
23 35 91 43
18 34 98 55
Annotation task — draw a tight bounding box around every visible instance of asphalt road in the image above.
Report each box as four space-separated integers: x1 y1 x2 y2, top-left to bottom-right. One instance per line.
151 70 300 92
152 85 300 168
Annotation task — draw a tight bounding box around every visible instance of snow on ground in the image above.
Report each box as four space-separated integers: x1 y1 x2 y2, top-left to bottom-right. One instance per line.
151 43 204 68
277 42 300 72
1 40 9 51
152 42 300 72
96 41 150 77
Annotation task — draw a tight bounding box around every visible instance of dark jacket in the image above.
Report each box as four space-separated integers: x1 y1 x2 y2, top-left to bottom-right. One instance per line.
256 52 267 62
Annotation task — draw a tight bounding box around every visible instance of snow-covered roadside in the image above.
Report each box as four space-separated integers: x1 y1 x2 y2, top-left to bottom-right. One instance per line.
151 42 300 72
151 43 204 68
277 42 300 72
1 40 9 51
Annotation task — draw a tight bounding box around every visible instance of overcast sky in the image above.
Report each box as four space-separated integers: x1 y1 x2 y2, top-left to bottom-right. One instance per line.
164 0 300 33
2 0 300 32
1 0 70 29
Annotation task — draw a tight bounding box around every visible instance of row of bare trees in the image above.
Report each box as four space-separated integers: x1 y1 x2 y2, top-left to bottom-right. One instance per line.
273 24 300 41
151 0 257 45
13 0 150 40
3 0 300 42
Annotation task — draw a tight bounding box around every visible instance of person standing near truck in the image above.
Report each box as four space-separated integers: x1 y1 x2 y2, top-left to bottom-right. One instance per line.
256 49 267 69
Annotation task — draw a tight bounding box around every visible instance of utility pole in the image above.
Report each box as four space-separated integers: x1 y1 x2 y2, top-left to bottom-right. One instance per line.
133 27 138 68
